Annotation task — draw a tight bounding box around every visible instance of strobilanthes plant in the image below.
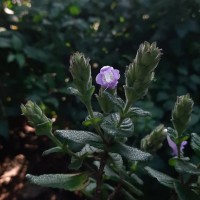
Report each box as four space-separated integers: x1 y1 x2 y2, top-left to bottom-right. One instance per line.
21 42 200 200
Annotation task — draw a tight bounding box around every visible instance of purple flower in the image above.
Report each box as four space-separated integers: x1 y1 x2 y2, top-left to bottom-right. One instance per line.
167 135 187 156
96 66 120 89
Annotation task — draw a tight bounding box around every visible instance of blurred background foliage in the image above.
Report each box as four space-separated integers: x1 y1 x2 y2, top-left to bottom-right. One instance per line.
0 0 200 141
0 0 200 199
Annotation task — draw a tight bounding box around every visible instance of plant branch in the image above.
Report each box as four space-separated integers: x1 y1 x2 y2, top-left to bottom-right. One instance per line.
94 150 108 200
86 102 108 144
108 181 122 200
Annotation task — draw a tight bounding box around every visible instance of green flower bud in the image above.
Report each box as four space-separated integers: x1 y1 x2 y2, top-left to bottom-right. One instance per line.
69 52 94 103
21 101 52 136
172 94 194 135
141 124 167 153
124 42 162 102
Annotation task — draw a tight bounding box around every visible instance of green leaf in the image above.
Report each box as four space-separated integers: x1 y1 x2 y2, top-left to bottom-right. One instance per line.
191 133 200 156
26 173 89 191
55 130 102 147
101 113 134 137
69 157 85 170
7 53 16 63
15 53 25 68
104 166 143 197
42 146 63 156
76 144 102 157
130 174 144 185
69 144 102 170
109 153 123 170
121 179 143 197
127 107 151 118
82 112 103 127
24 46 51 63
145 166 177 188
102 91 125 111
121 188 138 200
174 159 200 175
66 87 81 97
174 182 200 200
166 127 177 140
0 37 11 48
110 143 152 162
11 35 23 50
69 5 81 16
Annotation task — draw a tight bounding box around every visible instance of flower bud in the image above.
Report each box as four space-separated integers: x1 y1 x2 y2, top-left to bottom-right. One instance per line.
69 52 94 103
141 124 167 153
172 94 194 135
21 101 52 136
125 42 162 102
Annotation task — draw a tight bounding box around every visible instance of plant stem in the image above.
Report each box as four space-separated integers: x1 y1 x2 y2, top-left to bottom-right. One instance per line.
86 102 108 144
48 132 95 173
94 150 108 200
117 100 132 128
108 181 122 200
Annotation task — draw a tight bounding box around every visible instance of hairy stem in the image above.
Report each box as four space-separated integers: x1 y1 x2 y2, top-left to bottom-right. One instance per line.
86 102 108 144
49 132 95 173
94 150 108 200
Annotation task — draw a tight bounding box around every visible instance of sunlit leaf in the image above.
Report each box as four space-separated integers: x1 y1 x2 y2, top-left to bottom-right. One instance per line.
26 173 89 191
145 166 177 188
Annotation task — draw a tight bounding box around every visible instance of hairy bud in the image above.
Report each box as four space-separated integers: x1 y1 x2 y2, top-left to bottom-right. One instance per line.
172 94 194 134
125 42 162 102
141 124 167 153
21 101 52 136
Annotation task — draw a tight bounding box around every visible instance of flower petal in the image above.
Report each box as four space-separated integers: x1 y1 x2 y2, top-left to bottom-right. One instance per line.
167 135 178 156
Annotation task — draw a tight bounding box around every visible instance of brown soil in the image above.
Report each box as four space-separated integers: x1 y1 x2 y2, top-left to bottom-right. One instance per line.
0 116 82 200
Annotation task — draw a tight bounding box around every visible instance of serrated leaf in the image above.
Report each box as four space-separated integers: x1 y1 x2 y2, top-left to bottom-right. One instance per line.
174 159 200 175
110 143 152 162
174 182 200 200
145 166 177 188
55 130 102 147
191 133 200 156
26 173 89 191
101 113 134 137
127 107 151 118
42 146 63 156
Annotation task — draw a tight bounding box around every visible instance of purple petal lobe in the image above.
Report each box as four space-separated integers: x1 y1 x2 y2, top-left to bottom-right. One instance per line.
180 141 187 152
167 135 178 156
96 66 120 89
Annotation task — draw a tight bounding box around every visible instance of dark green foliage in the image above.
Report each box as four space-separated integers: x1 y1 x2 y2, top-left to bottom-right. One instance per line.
1 0 200 138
